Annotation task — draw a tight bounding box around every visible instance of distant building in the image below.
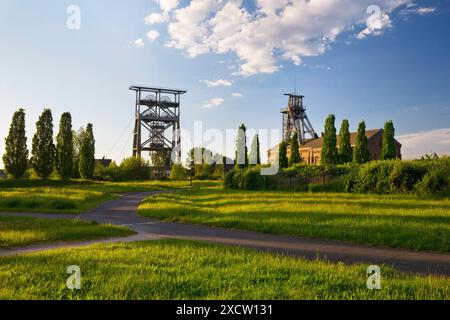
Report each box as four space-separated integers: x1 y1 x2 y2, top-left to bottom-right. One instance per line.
96 157 112 167
268 128 402 165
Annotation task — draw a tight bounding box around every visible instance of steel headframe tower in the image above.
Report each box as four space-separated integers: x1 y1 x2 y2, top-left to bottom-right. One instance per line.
129 85 186 172
281 93 318 145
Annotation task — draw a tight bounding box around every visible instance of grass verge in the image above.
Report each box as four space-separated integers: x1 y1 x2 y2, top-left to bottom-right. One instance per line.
0 239 448 300
0 216 134 248
138 185 450 252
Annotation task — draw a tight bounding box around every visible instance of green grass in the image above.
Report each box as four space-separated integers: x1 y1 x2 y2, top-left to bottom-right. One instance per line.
0 240 448 300
0 179 189 213
138 184 450 252
0 216 134 248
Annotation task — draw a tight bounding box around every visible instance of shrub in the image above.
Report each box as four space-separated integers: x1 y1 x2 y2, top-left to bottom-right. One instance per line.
308 179 345 193
224 170 238 189
170 164 188 181
388 161 428 193
416 167 450 197
352 161 394 194
243 167 267 190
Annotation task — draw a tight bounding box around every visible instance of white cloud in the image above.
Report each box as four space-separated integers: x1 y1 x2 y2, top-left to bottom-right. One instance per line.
156 0 180 13
232 92 243 97
132 38 145 48
397 128 450 159
146 30 161 42
203 97 224 108
200 79 233 87
145 12 169 25
417 7 436 15
150 0 428 76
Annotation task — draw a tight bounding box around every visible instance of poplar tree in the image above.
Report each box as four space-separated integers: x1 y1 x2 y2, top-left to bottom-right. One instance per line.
235 124 248 169
289 131 300 166
79 123 95 179
56 112 73 179
353 121 370 164
279 141 288 169
321 114 338 164
338 119 352 163
382 120 396 160
31 109 55 179
249 134 261 166
3 108 28 179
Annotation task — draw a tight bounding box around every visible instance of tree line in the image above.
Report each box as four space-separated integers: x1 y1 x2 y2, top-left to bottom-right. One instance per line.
2 108 96 180
278 115 397 168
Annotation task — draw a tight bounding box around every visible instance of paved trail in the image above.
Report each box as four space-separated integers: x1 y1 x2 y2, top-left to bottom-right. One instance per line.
1 191 449 276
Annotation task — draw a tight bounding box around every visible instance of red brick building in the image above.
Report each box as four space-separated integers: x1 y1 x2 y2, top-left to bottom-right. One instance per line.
268 128 402 165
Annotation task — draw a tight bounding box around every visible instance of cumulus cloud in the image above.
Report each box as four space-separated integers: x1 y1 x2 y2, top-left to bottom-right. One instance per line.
200 79 233 87
132 38 145 48
232 92 243 97
144 0 434 76
146 30 160 42
145 12 169 25
397 128 450 159
399 5 436 19
203 97 224 108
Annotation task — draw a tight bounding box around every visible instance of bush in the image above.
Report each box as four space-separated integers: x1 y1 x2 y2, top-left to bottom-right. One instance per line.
243 167 267 190
416 167 450 197
170 164 188 181
352 161 394 194
388 161 428 193
224 170 239 189
308 179 345 193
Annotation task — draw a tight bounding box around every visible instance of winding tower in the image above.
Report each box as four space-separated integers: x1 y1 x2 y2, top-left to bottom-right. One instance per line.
281 93 318 145
130 86 186 172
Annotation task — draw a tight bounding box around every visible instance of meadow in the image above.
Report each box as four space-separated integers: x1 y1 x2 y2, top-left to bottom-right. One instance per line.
0 216 133 248
138 184 450 252
0 179 189 213
0 240 448 300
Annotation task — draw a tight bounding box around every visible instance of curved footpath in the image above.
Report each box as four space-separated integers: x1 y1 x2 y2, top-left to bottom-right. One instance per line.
1 191 449 276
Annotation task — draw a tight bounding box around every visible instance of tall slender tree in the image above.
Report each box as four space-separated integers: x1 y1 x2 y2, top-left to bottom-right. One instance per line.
3 108 28 179
56 112 73 179
249 134 261 166
382 120 396 160
79 123 95 179
338 119 352 163
289 131 300 166
72 127 85 179
31 109 55 179
235 124 248 169
278 141 288 169
321 114 338 164
353 121 370 164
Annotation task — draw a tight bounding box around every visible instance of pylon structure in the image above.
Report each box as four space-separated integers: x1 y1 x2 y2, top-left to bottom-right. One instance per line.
281 93 318 145
129 85 186 175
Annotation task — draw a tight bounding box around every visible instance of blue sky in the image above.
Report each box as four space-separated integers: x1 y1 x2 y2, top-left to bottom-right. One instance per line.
1 0 450 166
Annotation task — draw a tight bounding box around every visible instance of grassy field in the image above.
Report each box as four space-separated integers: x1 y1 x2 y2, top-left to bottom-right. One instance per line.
138 184 450 252
0 216 134 248
0 239 448 300
0 179 189 213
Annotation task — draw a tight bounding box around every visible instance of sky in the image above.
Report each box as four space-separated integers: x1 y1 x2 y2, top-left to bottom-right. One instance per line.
1 0 450 167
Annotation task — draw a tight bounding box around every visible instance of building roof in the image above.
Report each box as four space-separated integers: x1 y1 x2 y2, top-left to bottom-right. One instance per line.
267 128 401 153
301 129 383 149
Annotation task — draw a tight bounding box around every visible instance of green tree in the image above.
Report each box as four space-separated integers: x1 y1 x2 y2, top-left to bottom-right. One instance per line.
72 127 85 178
249 134 261 166
56 112 73 179
3 108 28 179
382 120 397 160
235 124 248 169
279 141 288 169
353 121 370 164
31 109 55 179
289 131 300 166
338 119 352 163
321 114 338 164
79 123 95 179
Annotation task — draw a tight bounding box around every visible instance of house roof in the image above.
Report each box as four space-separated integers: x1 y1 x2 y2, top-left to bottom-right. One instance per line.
301 129 382 149
268 128 401 153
